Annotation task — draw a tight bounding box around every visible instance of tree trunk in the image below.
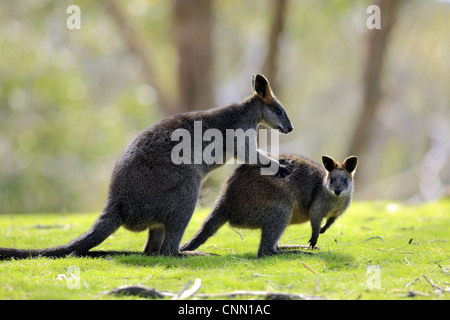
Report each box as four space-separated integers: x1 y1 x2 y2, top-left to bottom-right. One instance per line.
348 0 402 157
262 0 288 92
102 0 175 115
347 0 402 190
173 0 215 113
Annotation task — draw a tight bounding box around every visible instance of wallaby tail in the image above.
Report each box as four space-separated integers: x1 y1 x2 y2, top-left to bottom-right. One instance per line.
180 205 228 252
0 210 122 259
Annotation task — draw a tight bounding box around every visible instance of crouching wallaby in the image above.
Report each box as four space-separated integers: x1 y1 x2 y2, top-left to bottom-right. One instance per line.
0 74 293 259
181 154 358 258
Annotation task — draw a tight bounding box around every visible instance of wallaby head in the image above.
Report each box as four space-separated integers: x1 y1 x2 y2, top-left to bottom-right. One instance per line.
322 155 358 197
252 74 293 134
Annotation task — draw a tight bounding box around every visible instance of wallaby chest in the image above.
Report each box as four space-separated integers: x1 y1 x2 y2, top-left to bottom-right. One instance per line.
289 201 310 224
323 196 350 219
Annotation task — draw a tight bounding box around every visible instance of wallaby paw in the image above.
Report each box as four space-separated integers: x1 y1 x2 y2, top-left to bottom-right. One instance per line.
284 249 315 255
179 244 193 252
275 164 292 178
278 244 311 250
258 249 316 258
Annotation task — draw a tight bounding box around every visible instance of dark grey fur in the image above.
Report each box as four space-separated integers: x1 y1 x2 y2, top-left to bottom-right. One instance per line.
180 154 358 258
0 74 293 259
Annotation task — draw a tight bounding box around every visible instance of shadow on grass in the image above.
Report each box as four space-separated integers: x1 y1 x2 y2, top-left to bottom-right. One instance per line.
104 248 355 271
0 244 355 272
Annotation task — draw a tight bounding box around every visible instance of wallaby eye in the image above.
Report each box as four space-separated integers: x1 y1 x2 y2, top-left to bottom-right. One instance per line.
275 108 282 116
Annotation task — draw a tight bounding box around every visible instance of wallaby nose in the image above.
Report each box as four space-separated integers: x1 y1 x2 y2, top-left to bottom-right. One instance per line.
334 189 342 197
288 123 294 132
286 123 294 133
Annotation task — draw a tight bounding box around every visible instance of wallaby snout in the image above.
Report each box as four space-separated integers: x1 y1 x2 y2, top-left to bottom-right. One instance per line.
286 122 294 133
266 110 292 134
279 121 294 134
327 177 349 198
260 103 293 134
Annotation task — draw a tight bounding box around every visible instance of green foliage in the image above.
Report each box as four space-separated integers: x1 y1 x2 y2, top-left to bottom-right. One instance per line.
0 1 166 213
0 200 448 300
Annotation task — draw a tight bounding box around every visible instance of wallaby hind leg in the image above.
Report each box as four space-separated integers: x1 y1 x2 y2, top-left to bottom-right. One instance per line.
155 178 212 257
258 214 314 258
257 216 290 258
180 208 228 252
158 197 213 256
158 202 196 256
143 226 165 255
160 218 215 257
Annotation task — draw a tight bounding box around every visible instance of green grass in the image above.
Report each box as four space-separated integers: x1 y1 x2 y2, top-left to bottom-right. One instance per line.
0 200 449 300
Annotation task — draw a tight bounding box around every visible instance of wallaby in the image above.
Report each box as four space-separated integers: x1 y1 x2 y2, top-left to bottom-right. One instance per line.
0 74 293 259
180 154 358 258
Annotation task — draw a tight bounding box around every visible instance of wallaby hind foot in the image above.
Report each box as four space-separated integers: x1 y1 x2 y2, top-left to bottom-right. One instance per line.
277 244 321 251
68 251 143 258
161 250 218 258
180 250 218 257
257 249 315 258
143 226 165 255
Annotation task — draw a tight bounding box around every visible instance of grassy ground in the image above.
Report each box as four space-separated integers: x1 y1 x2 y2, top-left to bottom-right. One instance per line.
0 200 449 300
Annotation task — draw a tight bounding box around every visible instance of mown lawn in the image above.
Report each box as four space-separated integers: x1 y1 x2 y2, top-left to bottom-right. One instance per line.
0 200 449 300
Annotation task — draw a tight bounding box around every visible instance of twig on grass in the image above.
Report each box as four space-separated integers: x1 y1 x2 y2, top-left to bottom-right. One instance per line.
172 278 202 300
406 290 430 297
364 236 384 242
253 273 271 277
301 262 318 275
227 225 244 241
404 277 420 290
195 290 324 300
108 285 171 299
438 264 449 275
138 275 153 285
107 282 325 300
422 274 443 292
172 279 193 300
376 248 414 254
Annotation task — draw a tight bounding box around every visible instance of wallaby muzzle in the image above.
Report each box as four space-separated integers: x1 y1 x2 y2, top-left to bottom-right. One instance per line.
279 122 294 134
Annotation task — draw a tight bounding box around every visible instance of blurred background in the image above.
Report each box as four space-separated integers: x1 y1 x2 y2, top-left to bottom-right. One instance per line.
0 0 449 213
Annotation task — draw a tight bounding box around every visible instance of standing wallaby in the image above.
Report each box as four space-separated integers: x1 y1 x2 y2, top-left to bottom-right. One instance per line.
180 154 358 258
0 74 293 259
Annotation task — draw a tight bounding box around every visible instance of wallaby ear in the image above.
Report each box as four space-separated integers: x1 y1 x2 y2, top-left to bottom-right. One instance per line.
322 155 338 172
342 156 358 173
252 74 272 102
